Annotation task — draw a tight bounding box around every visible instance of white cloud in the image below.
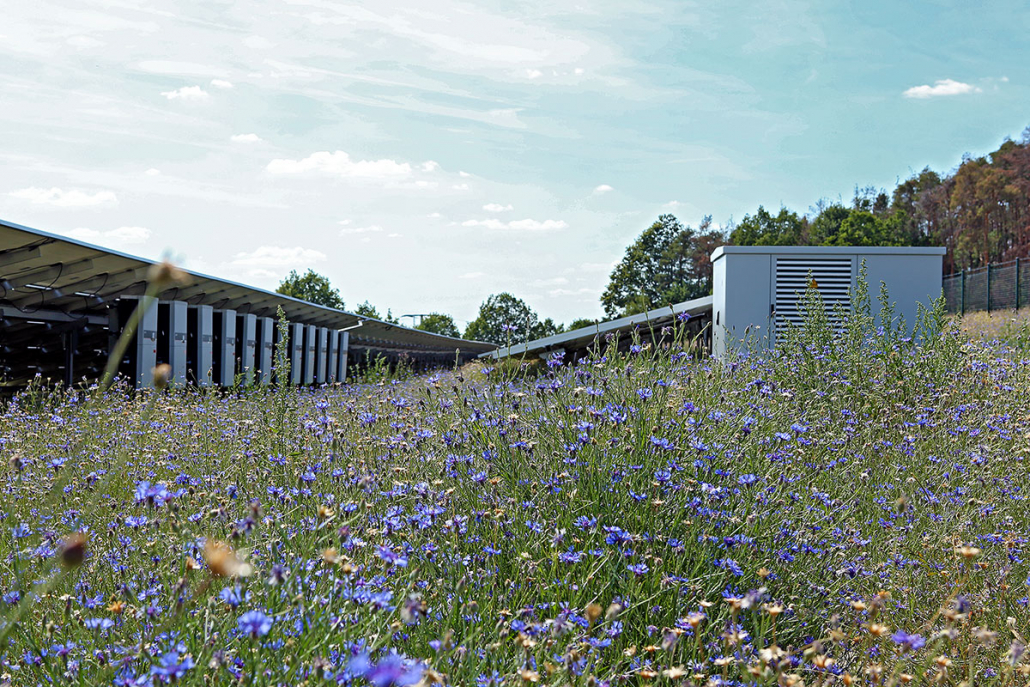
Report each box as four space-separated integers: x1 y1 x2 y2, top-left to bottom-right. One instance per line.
421 160 440 172
903 79 981 99
231 133 263 143
144 168 161 176
580 261 615 273
663 200 682 208
338 219 352 226
458 171 471 178
525 68 543 79
427 212 443 219
8 187 118 207
244 35 274 49
549 287 594 297
67 35 104 49
210 79 234 89
462 218 506 230
387 233 402 238
458 271 485 279
508 218 568 231
138 61 224 77
414 180 437 188
230 245 326 267
107 226 151 243
160 86 210 101
452 183 470 190
64 226 151 245
339 224 383 235
483 203 513 212
266 150 412 179
462 218 568 231
531 276 568 287
592 184 614 195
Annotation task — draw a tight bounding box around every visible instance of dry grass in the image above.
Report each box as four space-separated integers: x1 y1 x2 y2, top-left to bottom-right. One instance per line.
950 306 1030 344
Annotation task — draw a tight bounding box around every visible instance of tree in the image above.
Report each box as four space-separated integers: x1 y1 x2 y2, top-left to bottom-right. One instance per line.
808 203 852 245
276 269 344 309
567 317 599 331
415 313 461 338
354 301 398 324
464 293 543 346
536 318 564 338
601 214 725 318
728 206 804 246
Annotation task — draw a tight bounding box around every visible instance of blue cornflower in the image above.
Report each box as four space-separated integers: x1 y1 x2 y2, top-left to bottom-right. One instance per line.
83 618 114 631
125 515 148 528
351 653 424 687
238 610 273 639
627 563 649 576
134 481 170 507
636 388 653 400
218 584 248 608
377 546 408 568
650 436 675 450
151 650 195 682
573 516 597 530
891 630 926 652
559 548 584 564
715 558 744 576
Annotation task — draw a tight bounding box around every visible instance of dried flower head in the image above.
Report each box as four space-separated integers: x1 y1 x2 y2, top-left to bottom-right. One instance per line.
58 532 87 568
204 539 253 578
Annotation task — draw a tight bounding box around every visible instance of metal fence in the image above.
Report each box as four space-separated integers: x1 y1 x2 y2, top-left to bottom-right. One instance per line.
943 259 1030 314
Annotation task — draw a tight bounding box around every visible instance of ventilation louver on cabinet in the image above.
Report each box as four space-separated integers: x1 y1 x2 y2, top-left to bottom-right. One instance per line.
773 257 854 340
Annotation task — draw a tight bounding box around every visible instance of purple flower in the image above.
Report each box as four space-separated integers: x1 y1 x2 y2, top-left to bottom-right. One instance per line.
84 618 114 631
237 610 273 639
135 481 170 507
151 650 194 682
627 563 649 576
891 630 926 652
351 653 424 687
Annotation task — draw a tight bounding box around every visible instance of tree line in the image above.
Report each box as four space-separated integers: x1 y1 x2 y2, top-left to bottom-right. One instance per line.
277 126 1030 345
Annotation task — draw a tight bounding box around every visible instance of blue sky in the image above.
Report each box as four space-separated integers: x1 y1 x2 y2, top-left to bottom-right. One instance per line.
1 0 1027 326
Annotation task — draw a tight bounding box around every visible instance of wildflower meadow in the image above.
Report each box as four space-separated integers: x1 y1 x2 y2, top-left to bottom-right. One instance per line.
1 282 1029 686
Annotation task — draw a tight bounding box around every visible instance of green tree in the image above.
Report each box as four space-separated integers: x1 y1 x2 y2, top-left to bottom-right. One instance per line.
808 203 852 245
354 301 398 324
566 317 599 331
276 269 344 309
601 214 724 318
536 318 564 338
728 206 803 246
464 293 542 346
415 313 461 338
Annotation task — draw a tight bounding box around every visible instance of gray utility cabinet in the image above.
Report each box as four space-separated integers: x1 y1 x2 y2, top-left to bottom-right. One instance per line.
255 316 274 384
290 323 304 385
711 246 946 358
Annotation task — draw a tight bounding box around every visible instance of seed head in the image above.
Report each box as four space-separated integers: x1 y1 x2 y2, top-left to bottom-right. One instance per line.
58 532 88 568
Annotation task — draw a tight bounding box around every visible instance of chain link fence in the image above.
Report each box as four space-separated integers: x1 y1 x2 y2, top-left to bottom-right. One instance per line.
943 259 1030 314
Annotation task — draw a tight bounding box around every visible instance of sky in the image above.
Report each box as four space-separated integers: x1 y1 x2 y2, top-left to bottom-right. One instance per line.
1 1 1028 328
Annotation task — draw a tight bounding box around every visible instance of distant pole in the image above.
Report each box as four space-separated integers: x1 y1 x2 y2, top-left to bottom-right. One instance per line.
986 263 992 313
960 270 965 316
1016 258 1021 311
